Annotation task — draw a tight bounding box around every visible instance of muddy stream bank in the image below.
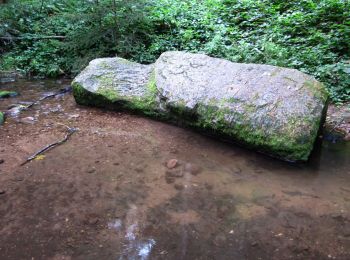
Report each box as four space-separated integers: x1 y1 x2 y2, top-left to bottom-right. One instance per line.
0 79 349 260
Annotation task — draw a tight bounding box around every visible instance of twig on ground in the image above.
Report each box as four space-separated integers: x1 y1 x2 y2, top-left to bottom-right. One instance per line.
0 36 66 40
20 126 77 166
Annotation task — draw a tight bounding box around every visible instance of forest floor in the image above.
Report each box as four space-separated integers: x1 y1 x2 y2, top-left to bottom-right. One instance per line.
0 79 349 260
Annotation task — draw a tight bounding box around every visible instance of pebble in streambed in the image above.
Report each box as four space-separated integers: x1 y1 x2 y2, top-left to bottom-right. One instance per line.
20 116 36 124
184 162 202 176
164 159 202 186
166 159 178 169
174 183 184 190
165 159 180 183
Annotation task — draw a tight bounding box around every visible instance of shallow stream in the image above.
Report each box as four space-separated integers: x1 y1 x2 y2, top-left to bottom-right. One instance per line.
0 79 349 259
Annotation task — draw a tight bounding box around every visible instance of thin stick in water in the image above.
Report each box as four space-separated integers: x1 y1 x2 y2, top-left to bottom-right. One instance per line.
21 127 77 166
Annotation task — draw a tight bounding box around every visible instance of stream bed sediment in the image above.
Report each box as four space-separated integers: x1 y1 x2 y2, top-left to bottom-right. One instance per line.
0 79 349 259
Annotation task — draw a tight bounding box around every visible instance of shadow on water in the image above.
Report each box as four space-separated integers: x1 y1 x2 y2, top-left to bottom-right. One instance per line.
0 79 349 259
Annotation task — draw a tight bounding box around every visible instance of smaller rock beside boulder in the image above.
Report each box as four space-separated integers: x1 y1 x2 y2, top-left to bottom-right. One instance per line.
325 103 350 142
0 112 4 125
0 91 18 98
0 71 20 83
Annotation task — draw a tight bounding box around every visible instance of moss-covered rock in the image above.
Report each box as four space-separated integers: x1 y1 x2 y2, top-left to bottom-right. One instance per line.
72 52 329 162
0 91 18 98
0 112 4 125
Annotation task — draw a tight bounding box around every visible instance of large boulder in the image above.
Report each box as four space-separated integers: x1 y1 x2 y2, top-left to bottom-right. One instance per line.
72 51 328 161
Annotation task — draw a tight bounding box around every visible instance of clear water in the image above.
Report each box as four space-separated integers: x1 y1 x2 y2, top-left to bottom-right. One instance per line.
0 79 349 259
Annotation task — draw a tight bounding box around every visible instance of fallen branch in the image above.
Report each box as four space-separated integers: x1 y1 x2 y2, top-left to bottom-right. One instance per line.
21 126 77 166
0 36 66 40
30 86 72 109
7 86 71 114
25 92 58 109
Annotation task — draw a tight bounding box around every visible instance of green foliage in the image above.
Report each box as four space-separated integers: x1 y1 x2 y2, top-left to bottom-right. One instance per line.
148 0 350 102
0 0 349 102
0 0 79 76
0 0 152 76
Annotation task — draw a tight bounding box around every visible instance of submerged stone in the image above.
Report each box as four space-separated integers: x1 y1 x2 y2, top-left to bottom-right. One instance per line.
0 112 4 125
0 91 18 98
0 71 20 83
72 51 328 162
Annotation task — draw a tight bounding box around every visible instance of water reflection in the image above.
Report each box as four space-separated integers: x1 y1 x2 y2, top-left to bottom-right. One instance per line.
119 205 156 260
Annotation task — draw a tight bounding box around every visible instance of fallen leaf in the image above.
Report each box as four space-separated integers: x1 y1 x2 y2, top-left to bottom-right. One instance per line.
34 155 46 161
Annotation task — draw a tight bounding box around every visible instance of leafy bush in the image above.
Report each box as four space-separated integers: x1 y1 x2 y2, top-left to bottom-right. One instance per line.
0 0 153 76
148 0 350 102
0 0 349 102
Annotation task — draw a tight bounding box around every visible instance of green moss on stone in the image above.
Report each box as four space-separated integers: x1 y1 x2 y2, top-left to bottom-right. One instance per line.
115 71 162 117
146 71 157 96
243 103 257 113
303 80 329 102
0 91 18 98
96 73 115 87
97 88 119 102
72 71 164 118
0 112 4 125
166 100 192 119
192 102 316 162
72 81 114 109
116 57 136 65
225 97 241 104
72 81 99 106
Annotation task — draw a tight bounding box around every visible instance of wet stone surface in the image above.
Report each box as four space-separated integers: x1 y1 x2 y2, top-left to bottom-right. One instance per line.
325 103 350 141
0 79 349 259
